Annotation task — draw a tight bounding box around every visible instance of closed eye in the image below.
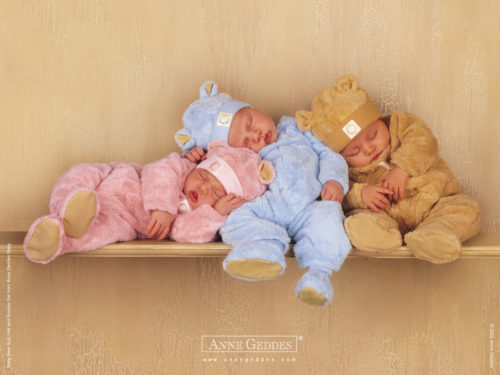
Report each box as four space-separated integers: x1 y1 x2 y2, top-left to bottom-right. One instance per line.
246 116 252 130
368 130 377 140
346 147 360 157
214 189 224 199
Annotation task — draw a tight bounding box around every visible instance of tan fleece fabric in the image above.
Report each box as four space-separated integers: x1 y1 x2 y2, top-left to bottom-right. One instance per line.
344 210 402 252
342 112 481 262
295 75 381 152
405 223 461 264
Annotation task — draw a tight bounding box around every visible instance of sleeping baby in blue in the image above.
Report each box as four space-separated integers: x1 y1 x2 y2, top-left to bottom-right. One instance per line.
175 81 351 306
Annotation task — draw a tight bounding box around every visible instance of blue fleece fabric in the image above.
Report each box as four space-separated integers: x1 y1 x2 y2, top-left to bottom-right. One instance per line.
220 116 352 305
176 81 249 153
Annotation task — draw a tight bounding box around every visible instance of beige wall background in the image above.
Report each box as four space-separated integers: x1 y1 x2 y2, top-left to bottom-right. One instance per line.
1 0 499 231
1 2 500 374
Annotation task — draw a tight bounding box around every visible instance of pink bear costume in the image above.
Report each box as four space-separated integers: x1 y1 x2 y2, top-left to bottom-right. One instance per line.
24 141 274 264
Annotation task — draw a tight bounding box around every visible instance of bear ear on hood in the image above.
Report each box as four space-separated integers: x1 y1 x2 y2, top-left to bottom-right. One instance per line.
175 129 194 151
336 74 359 93
200 81 218 98
295 110 313 131
259 161 275 185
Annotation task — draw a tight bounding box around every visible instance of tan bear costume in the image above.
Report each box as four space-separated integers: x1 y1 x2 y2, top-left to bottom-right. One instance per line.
296 75 481 264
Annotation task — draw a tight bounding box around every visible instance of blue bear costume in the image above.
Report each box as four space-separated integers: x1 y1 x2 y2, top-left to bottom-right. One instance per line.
176 82 352 306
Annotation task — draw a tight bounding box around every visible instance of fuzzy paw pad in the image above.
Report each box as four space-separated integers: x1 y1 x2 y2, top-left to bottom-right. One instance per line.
405 223 461 264
25 219 61 262
345 213 402 252
225 259 283 280
63 191 97 238
298 287 327 307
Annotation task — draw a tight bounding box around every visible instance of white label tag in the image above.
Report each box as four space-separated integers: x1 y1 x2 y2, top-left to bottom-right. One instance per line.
342 120 361 139
208 161 222 173
217 112 233 127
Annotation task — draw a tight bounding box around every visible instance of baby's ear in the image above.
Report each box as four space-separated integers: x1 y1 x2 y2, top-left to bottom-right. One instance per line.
295 110 313 131
200 81 218 98
259 161 275 184
336 74 358 93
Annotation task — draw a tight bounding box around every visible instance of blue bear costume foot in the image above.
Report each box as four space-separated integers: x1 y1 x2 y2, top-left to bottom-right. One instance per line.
295 268 333 307
223 241 287 281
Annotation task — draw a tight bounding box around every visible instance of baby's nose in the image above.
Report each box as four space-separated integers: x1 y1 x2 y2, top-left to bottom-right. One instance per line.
199 182 210 194
251 129 261 141
364 143 375 153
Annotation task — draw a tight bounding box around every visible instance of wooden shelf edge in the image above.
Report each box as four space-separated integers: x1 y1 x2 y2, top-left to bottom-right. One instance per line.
2 232 500 259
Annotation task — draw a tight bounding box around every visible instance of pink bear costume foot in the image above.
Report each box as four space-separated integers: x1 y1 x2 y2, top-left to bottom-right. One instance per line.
24 215 66 264
24 190 98 264
60 190 97 238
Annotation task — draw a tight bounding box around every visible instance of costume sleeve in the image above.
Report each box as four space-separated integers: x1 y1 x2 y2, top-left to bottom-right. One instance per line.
141 153 196 214
169 205 226 243
342 181 368 211
303 130 349 194
390 112 438 177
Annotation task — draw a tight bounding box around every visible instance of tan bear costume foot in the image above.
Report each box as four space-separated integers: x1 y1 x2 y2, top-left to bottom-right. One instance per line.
344 210 402 252
405 223 461 264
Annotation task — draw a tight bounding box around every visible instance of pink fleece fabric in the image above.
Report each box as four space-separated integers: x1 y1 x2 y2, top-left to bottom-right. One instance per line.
24 145 272 264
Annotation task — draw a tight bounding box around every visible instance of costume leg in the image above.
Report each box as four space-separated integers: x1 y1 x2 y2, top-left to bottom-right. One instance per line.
24 201 137 265
25 163 142 264
49 163 113 237
344 209 402 252
405 193 481 264
289 201 351 307
220 205 290 281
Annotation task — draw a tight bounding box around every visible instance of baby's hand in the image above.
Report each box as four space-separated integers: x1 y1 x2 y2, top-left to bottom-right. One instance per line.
361 184 393 212
213 193 245 216
146 210 175 240
379 166 409 202
321 180 344 203
184 147 207 163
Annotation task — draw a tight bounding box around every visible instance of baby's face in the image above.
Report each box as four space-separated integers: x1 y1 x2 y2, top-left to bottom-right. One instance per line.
228 108 277 153
340 119 390 168
183 168 226 209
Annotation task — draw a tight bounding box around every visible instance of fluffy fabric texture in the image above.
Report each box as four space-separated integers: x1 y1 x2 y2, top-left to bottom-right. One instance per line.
295 75 381 153
343 112 482 261
295 268 333 306
220 116 352 303
24 215 65 264
203 141 275 201
175 81 249 153
24 145 272 264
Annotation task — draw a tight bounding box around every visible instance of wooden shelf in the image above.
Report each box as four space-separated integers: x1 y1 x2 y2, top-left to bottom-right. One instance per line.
1 231 500 259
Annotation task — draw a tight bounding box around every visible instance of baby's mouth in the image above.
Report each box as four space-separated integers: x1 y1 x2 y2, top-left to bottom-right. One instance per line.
372 151 382 162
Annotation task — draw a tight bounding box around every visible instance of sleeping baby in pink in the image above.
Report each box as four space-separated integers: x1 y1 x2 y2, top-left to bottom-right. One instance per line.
24 141 274 264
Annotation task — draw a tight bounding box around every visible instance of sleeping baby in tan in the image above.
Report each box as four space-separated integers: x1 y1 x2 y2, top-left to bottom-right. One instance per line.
296 75 481 264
